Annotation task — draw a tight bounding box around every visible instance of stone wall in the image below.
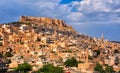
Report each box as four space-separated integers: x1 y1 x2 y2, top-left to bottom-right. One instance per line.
19 16 67 27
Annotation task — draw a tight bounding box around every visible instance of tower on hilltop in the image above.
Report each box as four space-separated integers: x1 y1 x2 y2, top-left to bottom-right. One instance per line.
101 33 104 41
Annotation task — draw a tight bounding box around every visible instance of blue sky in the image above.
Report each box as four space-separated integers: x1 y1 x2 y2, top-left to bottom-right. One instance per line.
0 0 120 41
60 0 81 4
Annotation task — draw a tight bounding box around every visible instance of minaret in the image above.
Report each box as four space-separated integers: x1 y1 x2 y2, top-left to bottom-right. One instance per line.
19 16 24 22
101 33 104 41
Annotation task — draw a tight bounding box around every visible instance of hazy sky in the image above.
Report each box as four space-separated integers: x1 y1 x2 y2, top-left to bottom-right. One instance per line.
0 0 120 41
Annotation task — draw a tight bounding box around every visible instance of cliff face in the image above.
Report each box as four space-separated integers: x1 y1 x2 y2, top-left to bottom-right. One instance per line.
19 16 67 27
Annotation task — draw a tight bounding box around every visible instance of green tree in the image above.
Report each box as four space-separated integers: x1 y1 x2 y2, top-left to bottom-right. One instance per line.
94 63 104 73
88 55 93 60
0 42 3 46
7 59 11 63
114 49 119 54
5 52 13 57
0 52 3 58
15 62 32 73
0 53 8 73
64 57 78 67
37 64 64 73
105 65 115 73
93 50 100 57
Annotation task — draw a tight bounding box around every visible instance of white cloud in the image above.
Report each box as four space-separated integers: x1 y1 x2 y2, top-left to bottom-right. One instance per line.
63 0 120 26
113 9 120 12
78 0 120 12
66 12 83 21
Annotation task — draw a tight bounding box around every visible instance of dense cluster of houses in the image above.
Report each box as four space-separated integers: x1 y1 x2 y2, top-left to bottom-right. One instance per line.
0 16 119 72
